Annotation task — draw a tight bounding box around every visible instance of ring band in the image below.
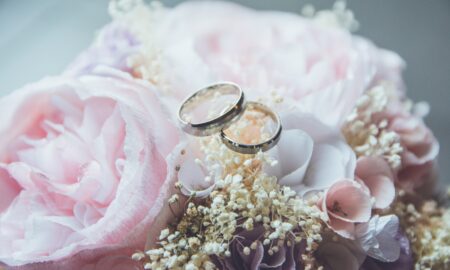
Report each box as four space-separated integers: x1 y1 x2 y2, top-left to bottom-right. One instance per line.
220 101 282 155
178 82 245 136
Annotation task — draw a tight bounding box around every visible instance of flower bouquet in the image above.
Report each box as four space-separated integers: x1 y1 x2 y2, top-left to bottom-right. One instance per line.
0 1 449 270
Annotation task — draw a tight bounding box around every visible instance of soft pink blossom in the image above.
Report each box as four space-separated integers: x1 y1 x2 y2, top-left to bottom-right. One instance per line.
2 247 143 270
391 116 439 189
317 157 396 239
375 100 439 189
149 1 405 126
0 68 179 268
356 156 395 209
80 253 142 270
319 179 372 239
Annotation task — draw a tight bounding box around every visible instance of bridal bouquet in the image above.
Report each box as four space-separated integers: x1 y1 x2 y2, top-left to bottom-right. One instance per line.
0 1 448 269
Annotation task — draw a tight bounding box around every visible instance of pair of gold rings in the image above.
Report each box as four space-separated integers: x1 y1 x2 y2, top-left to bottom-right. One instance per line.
178 82 282 154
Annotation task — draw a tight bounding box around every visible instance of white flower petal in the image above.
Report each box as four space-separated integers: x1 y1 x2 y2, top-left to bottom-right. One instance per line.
266 109 356 196
299 145 347 195
265 129 313 186
175 140 216 198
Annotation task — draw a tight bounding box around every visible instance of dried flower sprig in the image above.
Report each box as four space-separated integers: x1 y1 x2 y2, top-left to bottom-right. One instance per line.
109 0 172 92
342 84 403 169
132 135 326 269
389 191 450 269
301 1 359 32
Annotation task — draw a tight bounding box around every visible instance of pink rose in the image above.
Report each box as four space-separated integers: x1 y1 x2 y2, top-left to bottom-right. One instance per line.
0 67 179 268
375 99 439 189
390 114 438 190
140 1 404 126
80 248 142 270
318 157 396 239
356 156 395 209
319 179 372 239
4 247 143 270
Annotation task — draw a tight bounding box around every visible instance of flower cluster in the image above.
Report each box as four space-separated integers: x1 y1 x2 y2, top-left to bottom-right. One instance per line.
0 0 446 269
111 1 444 269
343 82 439 191
109 0 172 93
389 192 450 269
302 1 360 32
133 135 326 269
343 84 403 169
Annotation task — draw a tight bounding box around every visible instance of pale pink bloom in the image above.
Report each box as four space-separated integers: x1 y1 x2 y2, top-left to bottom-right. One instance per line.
148 1 405 126
317 157 396 239
80 253 142 270
390 116 438 189
356 156 395 209
0 67 179 268
375 100 439 190
1 247 143 270
318 179 372 239
265 109 356 195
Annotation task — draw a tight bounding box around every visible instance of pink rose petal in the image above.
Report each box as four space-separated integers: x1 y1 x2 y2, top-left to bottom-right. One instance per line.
356 157 395 209
324 180 372 223
319 179 372 239
0 68 180 267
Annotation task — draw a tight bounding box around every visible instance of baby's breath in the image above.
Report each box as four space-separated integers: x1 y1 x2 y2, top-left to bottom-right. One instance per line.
388 192 450 269
133 134 326 269
342 84 403 169
109 0 171 92
302 1 359 32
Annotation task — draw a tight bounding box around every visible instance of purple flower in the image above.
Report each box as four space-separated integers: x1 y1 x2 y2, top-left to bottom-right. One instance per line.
65 22 140 76
211 226 306 270
360 229 413 270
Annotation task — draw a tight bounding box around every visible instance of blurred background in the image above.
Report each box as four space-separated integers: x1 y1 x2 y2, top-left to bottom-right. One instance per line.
0 0 449 183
